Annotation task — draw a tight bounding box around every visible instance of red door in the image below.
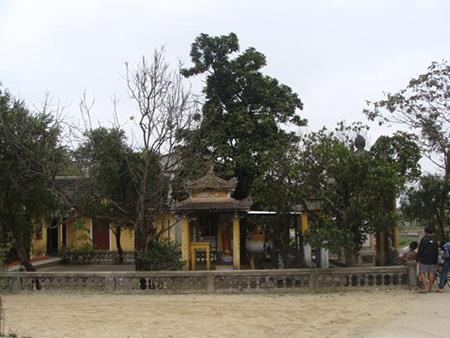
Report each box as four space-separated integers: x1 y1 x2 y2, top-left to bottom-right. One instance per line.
92 219 110 250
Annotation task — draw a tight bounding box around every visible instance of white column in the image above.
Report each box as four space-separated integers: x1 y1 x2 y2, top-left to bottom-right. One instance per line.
319 248 329 269
303 244 312 267
232 215 240 269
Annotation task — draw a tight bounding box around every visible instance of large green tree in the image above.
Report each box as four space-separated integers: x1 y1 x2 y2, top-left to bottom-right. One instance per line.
368 132 421 264
180 33 306 199
298 125 371 264
73 127 136 262
297 124 420 265
0 88 64 271
250 141 302 268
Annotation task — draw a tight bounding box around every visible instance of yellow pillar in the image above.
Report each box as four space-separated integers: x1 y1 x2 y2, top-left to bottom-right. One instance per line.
233 215 240 269
181 216 190 270
58 223 63 251
300 212 309 234
217 224 223 251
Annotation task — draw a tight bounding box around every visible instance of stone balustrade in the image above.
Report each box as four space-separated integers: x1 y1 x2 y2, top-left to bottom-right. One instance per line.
63 250 215 265
0 263 415 294
63 251 135 264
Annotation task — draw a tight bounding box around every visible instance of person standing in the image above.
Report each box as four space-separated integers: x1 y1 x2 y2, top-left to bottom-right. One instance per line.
437 240 450 292
416 227 439 293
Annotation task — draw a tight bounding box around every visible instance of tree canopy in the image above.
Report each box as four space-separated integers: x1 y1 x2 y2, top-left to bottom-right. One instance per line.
180 33 306 199
0 88 64 271
401 174 450 240
296 124 421 264
365 61 450 178
74 127 136 224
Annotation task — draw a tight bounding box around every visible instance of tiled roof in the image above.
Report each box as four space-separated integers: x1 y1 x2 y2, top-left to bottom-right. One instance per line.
185 169 237 194
55 176 93 196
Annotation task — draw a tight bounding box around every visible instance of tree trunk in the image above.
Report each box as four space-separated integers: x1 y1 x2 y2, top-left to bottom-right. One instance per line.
375 232 384 266
444 150 450 182
15 243 41 289
344 246 357 267
134 218 155 271
384 231 392 265
114 226 124 264
12 227 36 272
15 244 36 272
436 216 445 242
134 225 145 271
134 155 150 271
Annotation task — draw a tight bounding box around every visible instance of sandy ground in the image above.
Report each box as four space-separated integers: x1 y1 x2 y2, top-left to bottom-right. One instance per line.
1 290 416 338
366 291 450 338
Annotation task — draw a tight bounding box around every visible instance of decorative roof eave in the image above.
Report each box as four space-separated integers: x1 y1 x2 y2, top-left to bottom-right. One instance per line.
173 197 252 213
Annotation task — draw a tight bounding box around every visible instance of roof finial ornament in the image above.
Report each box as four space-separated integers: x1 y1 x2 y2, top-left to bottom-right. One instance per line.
207 162 214 174
354 135 366 152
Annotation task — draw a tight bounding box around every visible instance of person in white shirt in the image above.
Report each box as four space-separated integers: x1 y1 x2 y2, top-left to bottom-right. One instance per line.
398 241 418 264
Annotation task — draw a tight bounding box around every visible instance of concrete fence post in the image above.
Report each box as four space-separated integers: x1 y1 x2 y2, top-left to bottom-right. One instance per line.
309 271 318 290
11 275 20 294
206 274 215 293
406 261 417 289
105 275 115 292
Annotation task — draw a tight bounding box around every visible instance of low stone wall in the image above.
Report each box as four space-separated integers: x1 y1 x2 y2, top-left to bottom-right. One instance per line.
62 251 135 264
0 264 416 294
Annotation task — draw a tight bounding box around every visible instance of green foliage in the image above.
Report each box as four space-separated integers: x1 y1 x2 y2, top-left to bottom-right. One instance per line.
179 33 306 199
250 142 301 266
304 216 353 253
0 230 14 270
74 127 171 223
135 239 182 271
401 174 450 240
72 218 93 252
73 126 173 267
297 124 421 260
0 87 64 270
371 132 421 182
73 218 86 231
251 141 300 210
73 127 138 226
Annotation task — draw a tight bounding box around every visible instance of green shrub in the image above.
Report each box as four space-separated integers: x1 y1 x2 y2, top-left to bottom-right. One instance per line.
136 239 182 271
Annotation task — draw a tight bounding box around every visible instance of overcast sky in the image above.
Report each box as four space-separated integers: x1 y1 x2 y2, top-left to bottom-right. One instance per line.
1 0 450 169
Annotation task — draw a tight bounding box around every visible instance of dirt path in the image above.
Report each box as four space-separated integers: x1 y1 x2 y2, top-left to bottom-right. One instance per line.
1 290 415 338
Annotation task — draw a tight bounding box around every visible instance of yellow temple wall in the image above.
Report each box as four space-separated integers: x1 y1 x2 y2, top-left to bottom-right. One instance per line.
156 214 177 241
110 227 135 251
69 217 93 251
54 215 176 252
57 217 93 251
31 223 48 258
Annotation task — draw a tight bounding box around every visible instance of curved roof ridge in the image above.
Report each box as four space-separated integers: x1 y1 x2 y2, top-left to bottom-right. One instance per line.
185 170 237 193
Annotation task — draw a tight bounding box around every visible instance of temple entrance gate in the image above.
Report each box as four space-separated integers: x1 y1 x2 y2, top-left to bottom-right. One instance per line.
173 168 251 270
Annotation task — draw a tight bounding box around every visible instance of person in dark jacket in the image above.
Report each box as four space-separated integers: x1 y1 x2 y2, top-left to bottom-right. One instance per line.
417 227 439 293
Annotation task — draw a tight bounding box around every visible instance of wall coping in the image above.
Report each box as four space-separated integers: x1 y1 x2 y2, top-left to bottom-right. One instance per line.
0 265 415 294
0 265 408 277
